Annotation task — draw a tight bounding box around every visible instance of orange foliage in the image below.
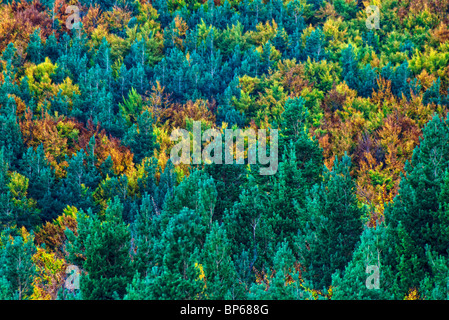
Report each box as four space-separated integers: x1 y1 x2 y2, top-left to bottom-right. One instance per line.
20 111 134 178
0 0 53 53
34 206 78 259
158 99 217 130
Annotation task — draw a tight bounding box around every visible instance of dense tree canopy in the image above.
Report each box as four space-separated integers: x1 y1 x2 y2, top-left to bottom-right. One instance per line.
0 0 449 300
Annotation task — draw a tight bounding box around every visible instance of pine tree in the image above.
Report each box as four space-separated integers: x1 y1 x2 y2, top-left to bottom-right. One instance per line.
384 114 449 297
279 97 323 188
381 61 410 99
303 28 326 62
44 33 59 63
0 228 37 300
131 192 159 277
0 97 24 166
296 153 364 291
66 197 134 300
0 149 41 230
272 25 289 55
223 179 275 275
240 46 262 78
200 221 244 299
358 63 378 98
340 44 359 91
423 78 442 106
58 150 96 212
331 223 395 300
249 241 309 300
123 110 158 164
153 159 177 212
146 208 206 299
83 135 102 191
266 143 307 248
203 143 247 222
26 28 44 65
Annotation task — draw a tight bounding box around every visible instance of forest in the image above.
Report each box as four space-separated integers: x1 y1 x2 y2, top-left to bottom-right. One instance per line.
0 0 449 300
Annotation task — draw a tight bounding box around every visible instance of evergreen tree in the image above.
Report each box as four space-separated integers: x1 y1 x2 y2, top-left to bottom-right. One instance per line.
144 208 206 299
423 78 443 106
0 228 37 300
381 61 410 98
19 145 60 222
123 110 158 164
131 192 159 277
0 149 41 230
266 144 307 248
26 28 44 65
249 241 309 300
203 144 247 222
384 114 449 297
279 97 323 188
303 28 326 62
44 33 59 63
66 197 134 300
224 179 275 276
58 150 96 212
200 221 245 299
331 224 395 300
296 153 364 291
340 44 359 91
272 25 289 55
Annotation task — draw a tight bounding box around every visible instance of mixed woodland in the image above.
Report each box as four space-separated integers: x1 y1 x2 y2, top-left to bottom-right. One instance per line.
1 0 449 300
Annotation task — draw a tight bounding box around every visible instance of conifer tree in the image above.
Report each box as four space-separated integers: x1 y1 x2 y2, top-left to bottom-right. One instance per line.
131 192 159 277
0 149 41 230
249 241 309 300
296 153 363 291
19 145 60 222
279 97 323 188
303 28 326 62
224 179 275 275
0 228 37 300
58 150 96 212
66 197 134 300
27 28 44 65
144 208 205 299
200 221 245 299
384 114 449 297
340 44 359 91
123 110 158 164
331 224 395 300
423 78 443 106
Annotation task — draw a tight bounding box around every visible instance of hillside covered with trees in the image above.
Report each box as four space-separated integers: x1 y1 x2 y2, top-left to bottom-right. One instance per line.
1 0 449 300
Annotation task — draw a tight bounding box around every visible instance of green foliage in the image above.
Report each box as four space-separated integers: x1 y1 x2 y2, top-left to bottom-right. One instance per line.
123 110 158 164
331 224 395 300
66 197 134 300
385 114 449 297
0 228 37 300
249 241 309 300
296 153 363 291
1 0 449 301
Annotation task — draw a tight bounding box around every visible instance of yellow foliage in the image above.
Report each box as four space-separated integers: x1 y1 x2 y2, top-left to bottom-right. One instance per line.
247 20 278 46
404 288 421 300
7 171 29 199
323 18 347 43
30 247 66 300
23 57 58 105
